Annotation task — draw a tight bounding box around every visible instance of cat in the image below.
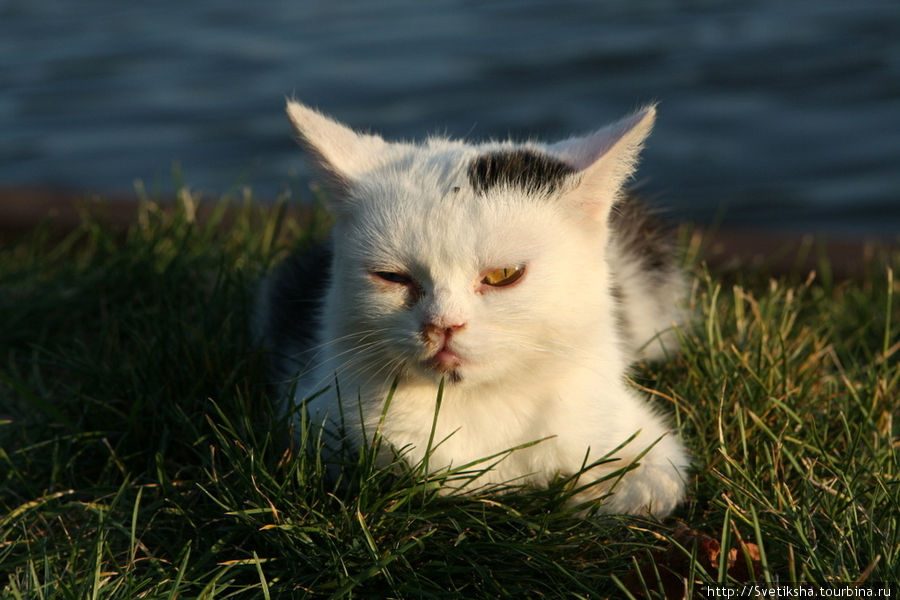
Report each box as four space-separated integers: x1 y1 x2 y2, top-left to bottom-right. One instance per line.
256 100 690 517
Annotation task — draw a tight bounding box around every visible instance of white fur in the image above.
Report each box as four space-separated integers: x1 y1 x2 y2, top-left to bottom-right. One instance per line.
282 101 689 517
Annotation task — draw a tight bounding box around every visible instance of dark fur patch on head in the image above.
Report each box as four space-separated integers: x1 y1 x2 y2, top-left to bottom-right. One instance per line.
467 149 575 196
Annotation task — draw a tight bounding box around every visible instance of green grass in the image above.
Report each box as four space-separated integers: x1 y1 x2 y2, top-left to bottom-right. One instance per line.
1 193 898 598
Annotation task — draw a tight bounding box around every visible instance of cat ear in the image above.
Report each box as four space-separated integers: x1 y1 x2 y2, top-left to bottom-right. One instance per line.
286 100 387 193
548 104 656 219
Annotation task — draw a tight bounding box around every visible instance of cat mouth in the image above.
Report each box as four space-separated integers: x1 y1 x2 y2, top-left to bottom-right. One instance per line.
424 348 464 384
428 348 462 371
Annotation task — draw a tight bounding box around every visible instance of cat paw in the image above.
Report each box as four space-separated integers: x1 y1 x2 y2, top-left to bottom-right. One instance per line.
573 459 688 517
615 462 687 516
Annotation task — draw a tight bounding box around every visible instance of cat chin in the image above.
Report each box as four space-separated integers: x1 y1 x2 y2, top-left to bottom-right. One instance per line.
408 352 544 390
443 370 464 385
408 362 466 386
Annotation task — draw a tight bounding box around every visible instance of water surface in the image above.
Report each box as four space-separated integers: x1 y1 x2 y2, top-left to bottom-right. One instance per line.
2 0 898 233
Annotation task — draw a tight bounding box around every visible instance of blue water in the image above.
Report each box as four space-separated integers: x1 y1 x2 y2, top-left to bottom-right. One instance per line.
2 0 899 234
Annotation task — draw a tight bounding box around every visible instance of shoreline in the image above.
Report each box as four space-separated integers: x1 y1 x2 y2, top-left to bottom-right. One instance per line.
1 186 896 280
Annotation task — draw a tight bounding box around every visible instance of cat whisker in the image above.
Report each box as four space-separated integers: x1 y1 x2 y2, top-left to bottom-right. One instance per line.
485 332 623 380
301 338 406 397
292 328 391 362
355 359 407 396
495 329 622 361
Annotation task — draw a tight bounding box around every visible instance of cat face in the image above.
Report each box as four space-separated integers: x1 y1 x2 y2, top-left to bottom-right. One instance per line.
328 159 611 387
286 102 656 389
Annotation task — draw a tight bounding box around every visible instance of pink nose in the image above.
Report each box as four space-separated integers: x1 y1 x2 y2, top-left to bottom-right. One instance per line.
422 321 465 344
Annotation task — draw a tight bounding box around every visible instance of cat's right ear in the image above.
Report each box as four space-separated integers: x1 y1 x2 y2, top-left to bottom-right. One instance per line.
547 105 656 222
286 101 387 194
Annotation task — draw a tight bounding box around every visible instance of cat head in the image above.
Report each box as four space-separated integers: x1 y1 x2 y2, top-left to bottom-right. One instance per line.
286 101 655 388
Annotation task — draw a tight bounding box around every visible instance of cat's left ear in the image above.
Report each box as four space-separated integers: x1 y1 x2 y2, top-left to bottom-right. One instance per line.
548 104 656 219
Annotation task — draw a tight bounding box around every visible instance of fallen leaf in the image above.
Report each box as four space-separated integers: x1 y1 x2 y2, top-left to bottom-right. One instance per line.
622 521 763 599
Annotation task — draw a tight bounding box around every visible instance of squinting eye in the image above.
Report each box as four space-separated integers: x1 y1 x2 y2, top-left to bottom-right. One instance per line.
372 271 413 285
481 265 525 287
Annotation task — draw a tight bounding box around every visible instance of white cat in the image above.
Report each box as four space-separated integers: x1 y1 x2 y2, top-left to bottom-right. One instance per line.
257 101 689 516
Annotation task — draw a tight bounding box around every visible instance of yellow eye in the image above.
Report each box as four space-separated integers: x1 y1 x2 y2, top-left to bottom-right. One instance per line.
481 265 525 287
